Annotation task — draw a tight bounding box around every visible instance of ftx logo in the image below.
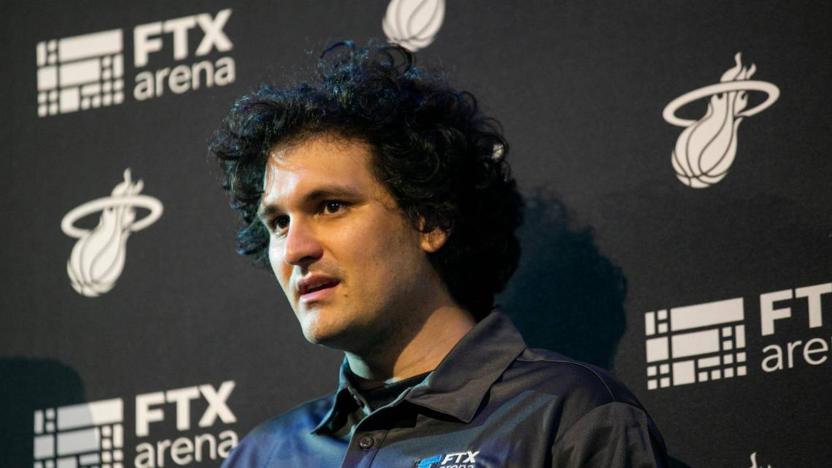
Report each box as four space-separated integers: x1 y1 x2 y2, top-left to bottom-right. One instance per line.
36 8 234 117
645 280 831 390
33 381 238 468
417 450 479 468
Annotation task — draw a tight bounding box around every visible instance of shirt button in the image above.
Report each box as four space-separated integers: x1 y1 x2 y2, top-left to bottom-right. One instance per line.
358 435 374 450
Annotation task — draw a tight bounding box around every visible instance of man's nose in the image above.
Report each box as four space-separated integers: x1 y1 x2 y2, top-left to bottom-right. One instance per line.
282 217 323 267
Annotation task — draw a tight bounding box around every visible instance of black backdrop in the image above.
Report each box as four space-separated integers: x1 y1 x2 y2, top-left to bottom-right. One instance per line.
2 1 831 467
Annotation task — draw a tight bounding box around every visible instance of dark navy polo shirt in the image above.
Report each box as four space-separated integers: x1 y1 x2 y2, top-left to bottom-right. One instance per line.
223 311 669 467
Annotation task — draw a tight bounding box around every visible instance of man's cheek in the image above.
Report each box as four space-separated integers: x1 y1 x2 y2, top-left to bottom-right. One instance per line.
270 259 292 298
266 243 285 278
277 268 292 295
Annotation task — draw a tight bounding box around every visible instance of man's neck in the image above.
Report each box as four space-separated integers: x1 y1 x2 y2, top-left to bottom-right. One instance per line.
345 304 476 384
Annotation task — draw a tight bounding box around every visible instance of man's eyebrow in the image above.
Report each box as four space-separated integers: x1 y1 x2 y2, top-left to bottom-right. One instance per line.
303 184 363 202
257 184 362 220
256 204 280 222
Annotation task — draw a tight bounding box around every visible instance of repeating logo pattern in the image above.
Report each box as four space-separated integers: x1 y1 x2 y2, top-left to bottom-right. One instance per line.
35 9 235 117
663 53 779 188
36 29 125 117
382 0 445 51
33 399 124 468
645 298 747 389
34 382 238 467
61 169 163 297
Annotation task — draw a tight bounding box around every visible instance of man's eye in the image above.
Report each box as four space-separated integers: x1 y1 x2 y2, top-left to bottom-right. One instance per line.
272 215 290 230
323 201 344 214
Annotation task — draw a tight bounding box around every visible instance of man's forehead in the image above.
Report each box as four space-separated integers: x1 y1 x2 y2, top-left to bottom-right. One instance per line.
268 132 372 161
259 134 382 209
263 136 369 183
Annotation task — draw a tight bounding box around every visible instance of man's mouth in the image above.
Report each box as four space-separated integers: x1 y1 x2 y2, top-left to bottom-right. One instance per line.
297 275 340 301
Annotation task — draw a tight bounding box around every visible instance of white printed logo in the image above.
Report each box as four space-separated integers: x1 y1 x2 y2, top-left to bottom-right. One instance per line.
35 9 235 117
132 9 235 101
417 450 479 468
663 53 779 188
34 381 239 467
646 281 831 389
36 29 125 117
34 399 125 468
645 298 747 389
61 169 163 297
382 0 445 52
750 452 773 468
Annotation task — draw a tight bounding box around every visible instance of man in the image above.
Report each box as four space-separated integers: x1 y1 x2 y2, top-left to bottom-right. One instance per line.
210 42 668 467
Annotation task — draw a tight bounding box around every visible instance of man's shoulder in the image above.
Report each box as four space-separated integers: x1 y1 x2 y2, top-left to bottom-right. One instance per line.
504 348 670 465
501 346 648 421
222 394 333 467
493 346 668 463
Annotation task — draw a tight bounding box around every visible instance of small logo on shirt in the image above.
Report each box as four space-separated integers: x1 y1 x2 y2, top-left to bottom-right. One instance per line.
417 450 479 468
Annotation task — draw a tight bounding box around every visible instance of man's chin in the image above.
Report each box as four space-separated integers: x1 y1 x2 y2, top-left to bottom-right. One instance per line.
299 315 347 347
300 320 373 352
301 329 348 349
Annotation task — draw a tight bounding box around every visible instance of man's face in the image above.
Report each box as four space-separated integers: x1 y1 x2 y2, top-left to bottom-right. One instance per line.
259 134 443 351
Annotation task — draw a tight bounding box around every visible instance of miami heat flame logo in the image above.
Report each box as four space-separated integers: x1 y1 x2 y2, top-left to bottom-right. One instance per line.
749 452 773 468
61 169 163 297
382 0 445 51
663 53 780 188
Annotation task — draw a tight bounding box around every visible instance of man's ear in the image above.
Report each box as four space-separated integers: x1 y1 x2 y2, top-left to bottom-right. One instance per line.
419 226 449 253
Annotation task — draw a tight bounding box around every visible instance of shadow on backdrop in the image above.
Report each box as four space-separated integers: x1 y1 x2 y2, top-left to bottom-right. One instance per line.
0 358 87 467
497 190 693 468
498 189 627 369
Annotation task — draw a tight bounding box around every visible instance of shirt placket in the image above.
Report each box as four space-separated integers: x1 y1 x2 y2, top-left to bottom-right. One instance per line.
338 389 386 467
339 426 389 468
340 383 429 468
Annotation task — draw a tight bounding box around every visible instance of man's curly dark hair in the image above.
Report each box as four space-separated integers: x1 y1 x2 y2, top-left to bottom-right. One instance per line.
209 41 524 320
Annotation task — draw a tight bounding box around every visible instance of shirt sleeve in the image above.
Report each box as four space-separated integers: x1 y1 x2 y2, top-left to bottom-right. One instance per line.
551 402 669 468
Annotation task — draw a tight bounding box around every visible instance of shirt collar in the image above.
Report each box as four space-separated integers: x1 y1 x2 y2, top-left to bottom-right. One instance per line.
312 310 527 433
403 310 527 423
311 360 361 434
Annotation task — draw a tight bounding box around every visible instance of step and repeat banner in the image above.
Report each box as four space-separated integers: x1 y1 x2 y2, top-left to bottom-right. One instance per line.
2 1 830 467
